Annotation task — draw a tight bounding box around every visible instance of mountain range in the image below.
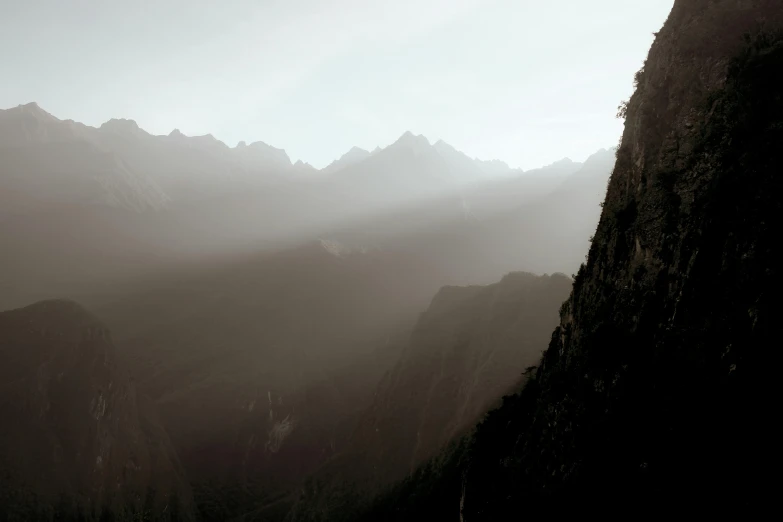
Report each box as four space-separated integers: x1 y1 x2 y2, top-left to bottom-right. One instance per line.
3 1 778 515
0 103 522 211
1 97 614 520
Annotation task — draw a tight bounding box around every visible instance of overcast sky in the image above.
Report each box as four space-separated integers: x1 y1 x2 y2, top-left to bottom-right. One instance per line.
1 0 673 170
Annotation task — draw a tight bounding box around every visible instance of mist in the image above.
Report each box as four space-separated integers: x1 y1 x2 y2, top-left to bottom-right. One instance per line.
12 2 767 521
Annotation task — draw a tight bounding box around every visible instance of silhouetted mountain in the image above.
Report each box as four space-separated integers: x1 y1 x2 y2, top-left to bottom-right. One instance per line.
289 272 572 521
340 1 783 519
0 300 195 520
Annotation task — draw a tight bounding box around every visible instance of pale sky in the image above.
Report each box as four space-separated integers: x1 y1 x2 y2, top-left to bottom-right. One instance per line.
1 0 673 170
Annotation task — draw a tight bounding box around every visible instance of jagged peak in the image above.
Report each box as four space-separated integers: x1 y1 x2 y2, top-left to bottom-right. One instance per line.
191 133 228 147
247 140 281 151
551 157 575 165
395 130 430 144
99 118 143 136
169 128 185 138
293 159 315 169
339 146 370 161
389 131 431 155
433 139 455 151
3 101 57 121
101 117 139 128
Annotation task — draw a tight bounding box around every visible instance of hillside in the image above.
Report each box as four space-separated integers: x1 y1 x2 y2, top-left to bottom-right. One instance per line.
0 300 195 521
86 240 444 519
346 0 783 519
289 272 572 521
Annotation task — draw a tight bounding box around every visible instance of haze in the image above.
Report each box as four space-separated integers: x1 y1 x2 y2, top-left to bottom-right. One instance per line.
1 0 672 169
9 1 773 521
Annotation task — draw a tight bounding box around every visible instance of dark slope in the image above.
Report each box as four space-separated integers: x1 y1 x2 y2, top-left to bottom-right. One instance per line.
0 300 195 521
350 1 783 519
87 240 443 520
288 272 572 521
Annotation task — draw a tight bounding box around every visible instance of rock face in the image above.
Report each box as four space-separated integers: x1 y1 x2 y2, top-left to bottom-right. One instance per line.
0 300 195 520
348 1 783 519
289 272 572 520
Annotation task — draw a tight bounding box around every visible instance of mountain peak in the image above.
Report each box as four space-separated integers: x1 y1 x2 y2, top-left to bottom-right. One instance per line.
236 140 292 168
341 146 370 161
552 157 574 165
8 101 57 122
100 118 143 136
391 131 431 153
397 130 429 143
169 128 185 138
321 146 371 174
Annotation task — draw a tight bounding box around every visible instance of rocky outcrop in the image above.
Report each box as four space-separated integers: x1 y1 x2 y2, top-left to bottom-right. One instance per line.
0 300 195 520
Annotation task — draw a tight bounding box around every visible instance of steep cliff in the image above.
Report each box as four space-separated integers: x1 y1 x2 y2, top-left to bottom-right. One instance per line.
352 1 783 519
0 300 195 521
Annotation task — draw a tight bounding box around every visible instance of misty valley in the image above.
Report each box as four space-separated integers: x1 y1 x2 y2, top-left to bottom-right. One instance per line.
1 0 781 520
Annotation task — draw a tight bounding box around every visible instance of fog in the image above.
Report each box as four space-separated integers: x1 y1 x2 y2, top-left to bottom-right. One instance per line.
0 1 675 520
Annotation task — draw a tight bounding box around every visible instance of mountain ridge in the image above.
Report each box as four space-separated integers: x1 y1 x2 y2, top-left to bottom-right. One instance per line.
0 103 570 179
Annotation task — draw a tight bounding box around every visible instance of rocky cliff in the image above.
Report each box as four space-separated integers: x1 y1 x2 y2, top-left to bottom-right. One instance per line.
349 1 783 519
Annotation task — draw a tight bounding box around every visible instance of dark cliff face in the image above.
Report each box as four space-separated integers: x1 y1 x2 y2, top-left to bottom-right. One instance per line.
352 1 783 519
0 300 195 521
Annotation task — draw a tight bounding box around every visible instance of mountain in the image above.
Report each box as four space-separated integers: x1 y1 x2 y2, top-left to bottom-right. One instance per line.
0 103 170 213
334 150 611 285
1 103 523 209
323 131 521 214
0 103 301 207
234 140 293 171
292 159 319 176
0 300 195 520
344 1 783 519
321 146 371 175
433 139 520 183
289 272 572 521
84 239 450 519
